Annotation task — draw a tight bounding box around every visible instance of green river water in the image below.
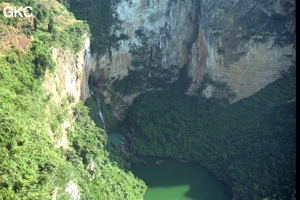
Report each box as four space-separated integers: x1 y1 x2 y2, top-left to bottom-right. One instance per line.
130 157 232 200
107 132 124 145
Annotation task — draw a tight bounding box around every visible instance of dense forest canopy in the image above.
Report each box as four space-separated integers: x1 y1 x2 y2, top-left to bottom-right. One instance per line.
125 66 296 199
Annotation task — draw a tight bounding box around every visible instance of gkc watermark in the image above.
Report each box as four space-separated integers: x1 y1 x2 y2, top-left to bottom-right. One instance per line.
3 6 33 18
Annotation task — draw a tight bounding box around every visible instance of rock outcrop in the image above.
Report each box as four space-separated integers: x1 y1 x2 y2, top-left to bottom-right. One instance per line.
188 0 296 102
43 35 92 104
89 0 295 120
42 35 95 148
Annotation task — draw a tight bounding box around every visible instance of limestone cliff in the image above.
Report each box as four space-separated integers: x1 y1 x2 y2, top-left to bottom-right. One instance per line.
89 0 295 120
188 0 296 102
42 35 93 148
42 34 95 200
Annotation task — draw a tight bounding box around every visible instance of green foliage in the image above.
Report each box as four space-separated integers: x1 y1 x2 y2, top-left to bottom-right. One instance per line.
0 14 13 26
203 73 213 82
56 0 70 9
30 40 55 78
111 38 193 97
67 93 75 103
98 95 117 133
0 45 64 200
48 18 54 33
0 33 146 200
1 0 89 54
68 102 146 199
33 17 39 31
55 21 88 53
33 20 88 54
0 1 146 199
84 96 103 128
112 63 184 96
68 0 120 53
37 10 45 22
84 89 117 133
112 69 147 95
126 67 296 200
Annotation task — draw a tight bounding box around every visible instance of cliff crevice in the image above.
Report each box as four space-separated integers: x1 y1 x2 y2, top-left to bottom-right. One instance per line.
88 0 295 120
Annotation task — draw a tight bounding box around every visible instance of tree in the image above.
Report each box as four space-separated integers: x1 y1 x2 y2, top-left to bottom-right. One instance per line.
33 17 38 31
36 10 44 22
48 18 54 33
0 27 3 39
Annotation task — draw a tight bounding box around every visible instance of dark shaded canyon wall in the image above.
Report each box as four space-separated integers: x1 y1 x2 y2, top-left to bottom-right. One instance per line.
88 0 295 120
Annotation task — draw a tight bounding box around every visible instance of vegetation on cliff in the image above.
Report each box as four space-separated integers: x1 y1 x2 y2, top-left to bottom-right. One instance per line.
126 67 296 200
0 0 146 199
57 0 121 53
84 91 117 133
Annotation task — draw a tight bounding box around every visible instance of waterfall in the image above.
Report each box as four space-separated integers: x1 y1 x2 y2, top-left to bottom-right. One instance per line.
96 97 108 138
82 37 92 100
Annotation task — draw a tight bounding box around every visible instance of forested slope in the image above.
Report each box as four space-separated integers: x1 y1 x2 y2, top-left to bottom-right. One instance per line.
127 67 296 200
0 0 146 199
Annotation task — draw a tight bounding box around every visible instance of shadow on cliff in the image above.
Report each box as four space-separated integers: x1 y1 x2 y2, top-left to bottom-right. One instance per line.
66 0 120 53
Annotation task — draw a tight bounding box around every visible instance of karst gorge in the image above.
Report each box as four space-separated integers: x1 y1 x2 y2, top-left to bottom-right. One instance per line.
0 0 295 199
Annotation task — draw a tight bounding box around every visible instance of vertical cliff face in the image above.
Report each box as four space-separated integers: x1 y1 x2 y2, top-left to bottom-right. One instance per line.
42 35 95 199
188 0 296 102
91 0 200 119
90 0 295 119
44 36 92 104
42 35 94 148
114 0 199 71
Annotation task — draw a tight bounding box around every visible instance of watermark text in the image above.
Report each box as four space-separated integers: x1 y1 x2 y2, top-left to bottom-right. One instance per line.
3 6 33 18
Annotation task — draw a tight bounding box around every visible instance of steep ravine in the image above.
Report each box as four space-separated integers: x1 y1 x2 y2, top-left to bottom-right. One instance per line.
0 0 151 199
42 33 147 200
80 1 295 198
47 0 295 198
34 0 295 199
87 0 295 120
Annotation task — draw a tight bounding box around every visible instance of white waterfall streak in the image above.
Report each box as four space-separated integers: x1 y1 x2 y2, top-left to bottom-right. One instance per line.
96 98 108 138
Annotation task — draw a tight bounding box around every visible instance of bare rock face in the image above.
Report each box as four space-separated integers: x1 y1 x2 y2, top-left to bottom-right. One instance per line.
44 36 93 104
90 0 200 120
114 0 199 71
65 180 80 200
42 35 96 148
90 0 295 120
188 0 296 102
